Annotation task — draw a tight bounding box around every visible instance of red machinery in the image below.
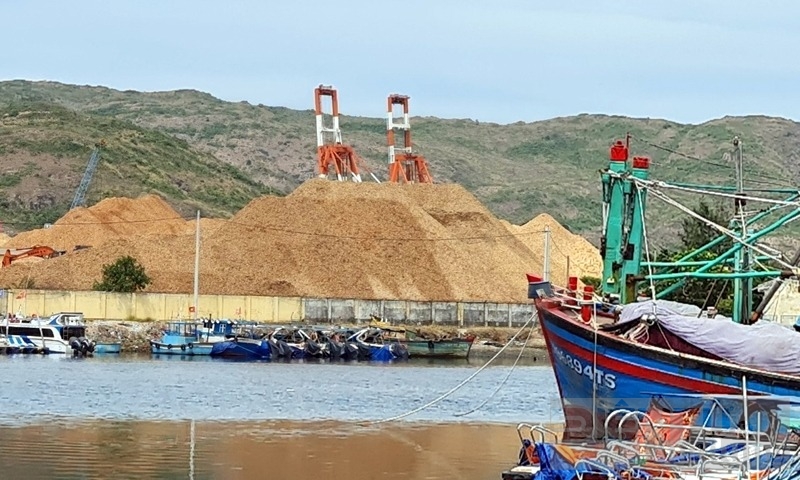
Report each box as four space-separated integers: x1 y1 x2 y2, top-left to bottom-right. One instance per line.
386 94 432 184
2 246 66 267
314 85 366 182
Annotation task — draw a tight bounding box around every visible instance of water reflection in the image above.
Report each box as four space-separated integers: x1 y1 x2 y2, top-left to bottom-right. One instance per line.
0 354 561 479
0 419 560 480
0 355 561 425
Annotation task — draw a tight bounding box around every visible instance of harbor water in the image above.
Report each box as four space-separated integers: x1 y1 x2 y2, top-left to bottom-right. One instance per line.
0 354 562 479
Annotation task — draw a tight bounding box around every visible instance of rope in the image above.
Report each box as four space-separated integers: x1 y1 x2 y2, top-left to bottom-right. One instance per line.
364 315 534 425
633 176 799 207
645 187 795 270
2 215 549 243
452 319 535 417
591 300 599 439
714 280 730 312
636 186 657 303
699 279 719 313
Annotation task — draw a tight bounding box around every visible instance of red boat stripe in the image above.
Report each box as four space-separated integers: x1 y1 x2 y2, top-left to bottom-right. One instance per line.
547 329 742 394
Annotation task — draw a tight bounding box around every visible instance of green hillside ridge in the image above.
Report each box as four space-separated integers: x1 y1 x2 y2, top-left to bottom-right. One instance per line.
0 100 273 231
1 80 799 251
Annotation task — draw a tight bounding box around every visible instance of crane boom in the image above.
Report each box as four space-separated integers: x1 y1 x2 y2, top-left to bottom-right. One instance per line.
70 142 104 210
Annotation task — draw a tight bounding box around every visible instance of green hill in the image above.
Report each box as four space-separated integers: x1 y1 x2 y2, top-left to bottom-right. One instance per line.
1 80 798 251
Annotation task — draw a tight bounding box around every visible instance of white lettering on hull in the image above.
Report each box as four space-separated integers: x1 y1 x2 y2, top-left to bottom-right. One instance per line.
553 345 616 390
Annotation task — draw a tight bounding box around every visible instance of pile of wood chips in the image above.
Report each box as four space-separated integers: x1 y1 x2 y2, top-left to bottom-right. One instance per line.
0 181 602 302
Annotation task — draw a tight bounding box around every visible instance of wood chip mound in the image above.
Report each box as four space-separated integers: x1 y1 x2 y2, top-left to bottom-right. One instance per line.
0 181 602 303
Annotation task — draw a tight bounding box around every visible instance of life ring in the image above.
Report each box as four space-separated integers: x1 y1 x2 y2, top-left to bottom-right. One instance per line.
187 343 193 349
181 344 186 351
167 344 173 350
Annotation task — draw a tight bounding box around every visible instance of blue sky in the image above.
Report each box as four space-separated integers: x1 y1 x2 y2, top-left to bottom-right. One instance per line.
3 0 798 124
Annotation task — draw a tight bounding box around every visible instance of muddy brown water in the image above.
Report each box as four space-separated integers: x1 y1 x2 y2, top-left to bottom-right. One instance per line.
0 354 563 479
0 420 568 479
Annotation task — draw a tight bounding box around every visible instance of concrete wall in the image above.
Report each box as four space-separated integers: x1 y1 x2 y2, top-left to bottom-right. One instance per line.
3 289 303 323
302 298 535 327
1 289 536 327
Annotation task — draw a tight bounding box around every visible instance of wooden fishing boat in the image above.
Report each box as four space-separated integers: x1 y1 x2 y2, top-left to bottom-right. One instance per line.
529 136 800 441
369 321 474 359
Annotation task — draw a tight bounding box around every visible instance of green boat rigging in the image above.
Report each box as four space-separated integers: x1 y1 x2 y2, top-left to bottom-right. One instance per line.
598 135 800 324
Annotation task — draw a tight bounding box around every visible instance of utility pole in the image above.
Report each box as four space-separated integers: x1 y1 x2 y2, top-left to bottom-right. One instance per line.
193 210 200 322
543 226 551 282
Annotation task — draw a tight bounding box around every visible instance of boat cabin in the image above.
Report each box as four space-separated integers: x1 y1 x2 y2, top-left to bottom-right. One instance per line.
1 312 87 340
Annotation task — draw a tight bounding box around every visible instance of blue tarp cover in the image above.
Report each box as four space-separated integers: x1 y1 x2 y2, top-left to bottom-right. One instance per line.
532 443 578 480
370 345 395 361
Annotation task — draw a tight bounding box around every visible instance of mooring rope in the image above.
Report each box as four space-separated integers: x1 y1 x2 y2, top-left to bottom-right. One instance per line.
453 317 535 417
365 315 535 425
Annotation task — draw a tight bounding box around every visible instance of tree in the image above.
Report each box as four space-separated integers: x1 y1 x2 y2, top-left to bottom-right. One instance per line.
654 199 761 316
580 275 602 291
93 256 151 293
677 199 732 256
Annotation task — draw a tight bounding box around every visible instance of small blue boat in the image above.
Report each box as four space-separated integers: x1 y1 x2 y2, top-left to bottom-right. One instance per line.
210 337 271 359
93 342 122 354
150 319 238 356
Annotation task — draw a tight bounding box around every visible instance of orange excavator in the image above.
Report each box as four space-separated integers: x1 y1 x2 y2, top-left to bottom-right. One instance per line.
2 246 66 267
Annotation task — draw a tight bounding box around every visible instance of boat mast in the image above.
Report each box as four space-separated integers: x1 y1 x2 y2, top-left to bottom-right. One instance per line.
732 137 752 323
600 138 651 304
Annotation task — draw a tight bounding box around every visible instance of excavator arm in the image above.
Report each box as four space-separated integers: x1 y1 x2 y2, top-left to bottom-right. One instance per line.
2 246 66 267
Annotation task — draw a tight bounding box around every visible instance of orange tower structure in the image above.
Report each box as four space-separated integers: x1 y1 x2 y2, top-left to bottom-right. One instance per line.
386 94 432 184
314 85 363 182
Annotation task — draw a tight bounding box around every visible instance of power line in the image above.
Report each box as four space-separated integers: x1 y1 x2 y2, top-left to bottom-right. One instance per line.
630 135 797 188
3 216 188 227
2 214 551 243
223 219 549 242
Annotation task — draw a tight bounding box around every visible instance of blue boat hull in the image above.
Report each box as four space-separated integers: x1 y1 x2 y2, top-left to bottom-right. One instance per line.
210 339 271 359
537 302 800 440
93 342 121 354
150 340 213 356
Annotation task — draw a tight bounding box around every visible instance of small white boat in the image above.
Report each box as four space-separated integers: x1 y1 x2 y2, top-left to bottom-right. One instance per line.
0 312 95 355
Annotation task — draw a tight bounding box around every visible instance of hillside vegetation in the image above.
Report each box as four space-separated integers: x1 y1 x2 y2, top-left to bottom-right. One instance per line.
1 80 799 250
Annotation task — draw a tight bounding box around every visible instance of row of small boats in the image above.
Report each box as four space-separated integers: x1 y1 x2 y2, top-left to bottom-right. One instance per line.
149 320 475 361
502 392 800 480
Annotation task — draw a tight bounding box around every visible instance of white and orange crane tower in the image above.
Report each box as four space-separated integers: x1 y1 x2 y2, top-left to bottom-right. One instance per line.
386 94 432 184
314 84 363 182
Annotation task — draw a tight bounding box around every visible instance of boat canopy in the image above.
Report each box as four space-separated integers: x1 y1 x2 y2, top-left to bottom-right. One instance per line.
619 300 800 375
